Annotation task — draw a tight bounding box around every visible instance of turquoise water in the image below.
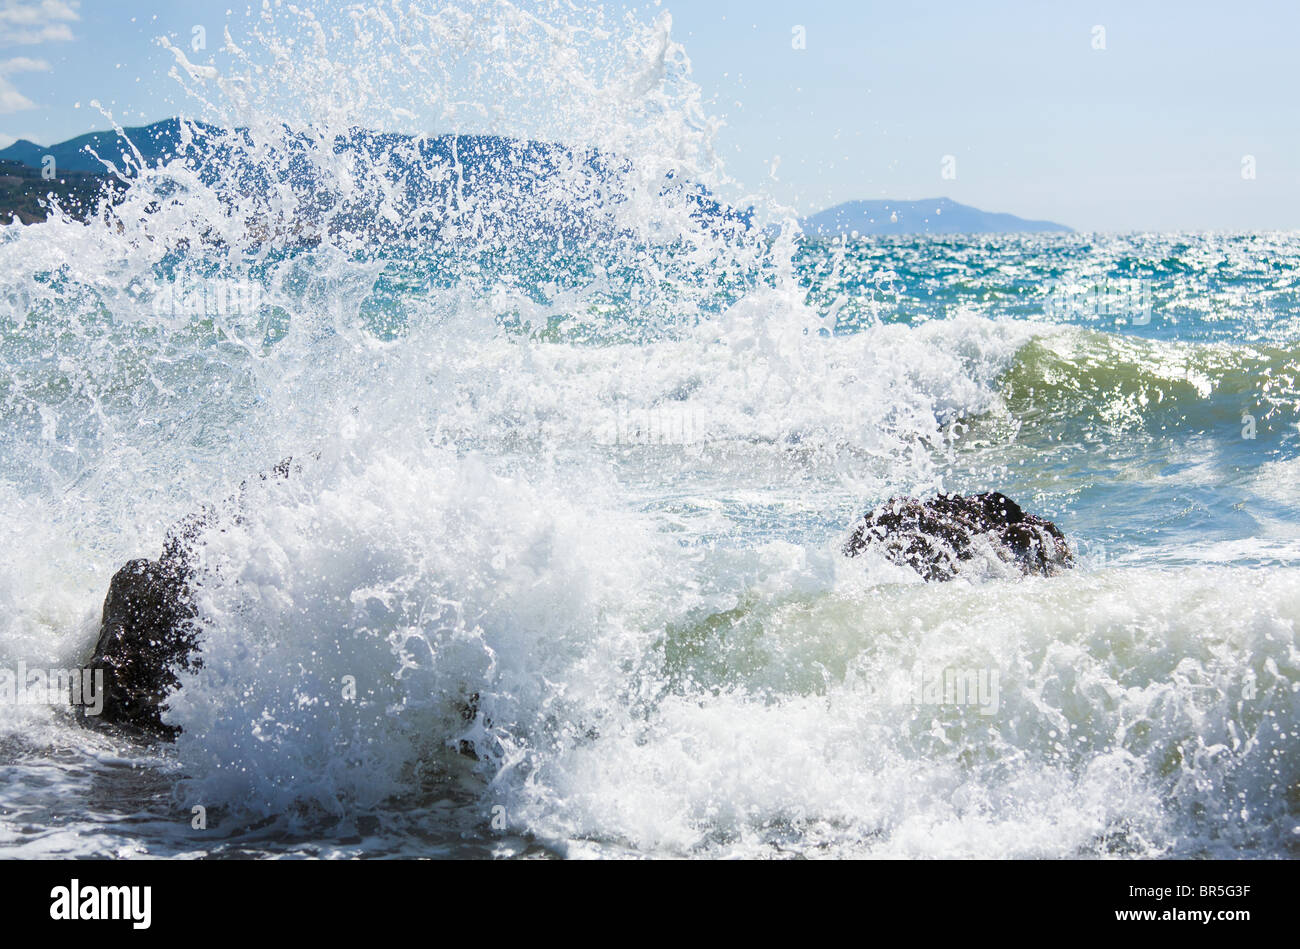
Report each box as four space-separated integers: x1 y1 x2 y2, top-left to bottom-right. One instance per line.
796 232 1300 569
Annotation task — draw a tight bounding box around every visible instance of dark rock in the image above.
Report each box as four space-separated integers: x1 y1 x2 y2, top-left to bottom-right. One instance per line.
79 553 200 739
80 456 304 740
844 492 1072 581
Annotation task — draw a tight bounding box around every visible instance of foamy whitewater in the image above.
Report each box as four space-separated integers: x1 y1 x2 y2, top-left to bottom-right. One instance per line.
0 2 1297 858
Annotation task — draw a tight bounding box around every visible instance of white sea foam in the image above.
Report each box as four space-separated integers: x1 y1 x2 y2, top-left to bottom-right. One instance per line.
161 467 1300 856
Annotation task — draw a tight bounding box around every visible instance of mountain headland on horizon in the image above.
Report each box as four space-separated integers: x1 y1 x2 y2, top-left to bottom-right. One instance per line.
801 197 1072 237
0 117 746 239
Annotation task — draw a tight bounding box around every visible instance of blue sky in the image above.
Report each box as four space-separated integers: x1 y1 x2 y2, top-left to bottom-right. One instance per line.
0 0 1297 232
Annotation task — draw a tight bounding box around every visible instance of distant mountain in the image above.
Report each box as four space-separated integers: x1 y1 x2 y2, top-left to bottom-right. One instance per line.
0 118 199 175
801 197 1070 236
0 118 750 237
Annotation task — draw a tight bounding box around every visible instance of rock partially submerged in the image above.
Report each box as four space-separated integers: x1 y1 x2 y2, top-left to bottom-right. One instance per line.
80 545 201 739
80 458 298 740
844 492 1072 581
80 477 1068 738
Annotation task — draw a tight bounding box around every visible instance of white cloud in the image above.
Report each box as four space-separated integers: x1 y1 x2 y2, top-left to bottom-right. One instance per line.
0 54 46 111
0 1 79 46
0 2 75 115
0 77 34 112
0 55 49 74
